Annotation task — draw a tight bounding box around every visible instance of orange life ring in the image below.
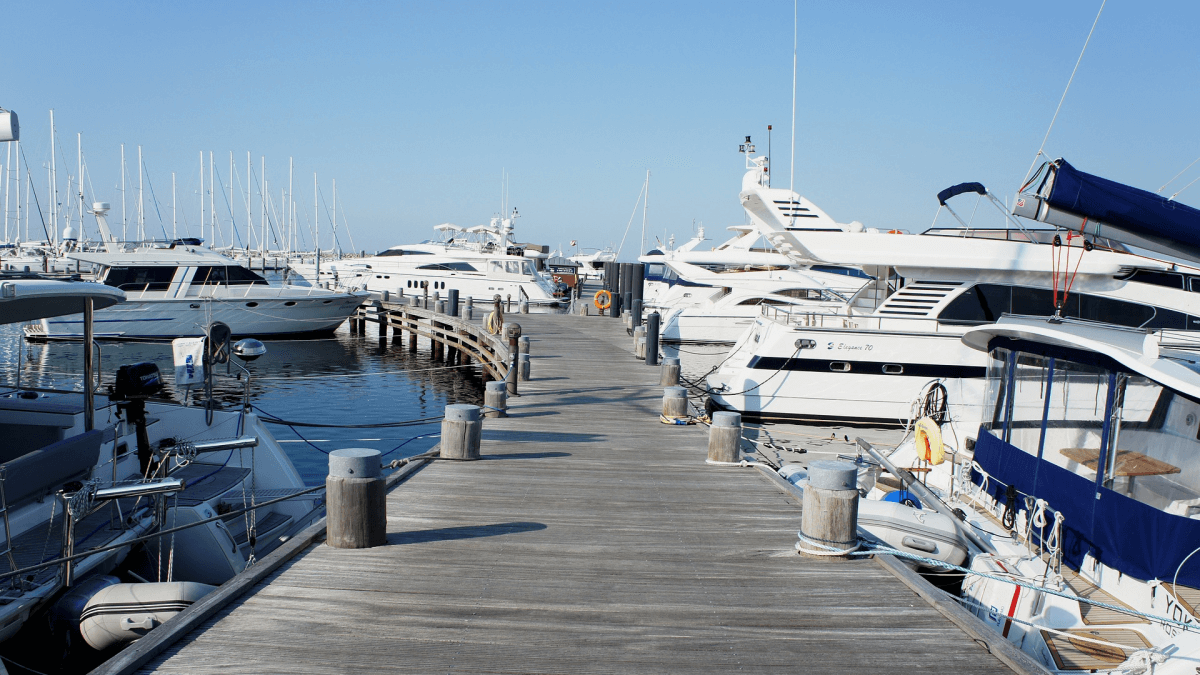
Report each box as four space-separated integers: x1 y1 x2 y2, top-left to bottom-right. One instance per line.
594 289 612 310
887 229 905 234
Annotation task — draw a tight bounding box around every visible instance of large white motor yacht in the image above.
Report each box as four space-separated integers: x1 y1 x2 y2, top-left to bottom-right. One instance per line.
291 213 561 306
706 155 1200 437
26 247 368 341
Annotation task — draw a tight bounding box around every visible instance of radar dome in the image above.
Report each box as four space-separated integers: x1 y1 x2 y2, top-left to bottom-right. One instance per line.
62 226 78 241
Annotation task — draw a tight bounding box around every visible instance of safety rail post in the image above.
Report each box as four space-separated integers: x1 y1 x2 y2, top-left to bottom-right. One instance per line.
327 448 386 549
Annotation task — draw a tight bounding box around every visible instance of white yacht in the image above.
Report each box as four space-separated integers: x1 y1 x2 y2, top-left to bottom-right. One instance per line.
0 273 322 651
651 261 859 345
292 213 561 306
25 247 368 341
568 246 616 282
706 155 1200 435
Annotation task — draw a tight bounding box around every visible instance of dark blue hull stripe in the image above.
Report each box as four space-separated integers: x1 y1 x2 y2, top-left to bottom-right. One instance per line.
747 356 986 380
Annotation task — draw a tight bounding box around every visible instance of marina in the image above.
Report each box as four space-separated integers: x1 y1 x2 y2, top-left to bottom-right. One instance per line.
3 3 1200 673
94 310 1033 675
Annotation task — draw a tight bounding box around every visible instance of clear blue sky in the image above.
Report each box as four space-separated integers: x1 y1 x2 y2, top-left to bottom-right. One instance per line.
5 1 1198 259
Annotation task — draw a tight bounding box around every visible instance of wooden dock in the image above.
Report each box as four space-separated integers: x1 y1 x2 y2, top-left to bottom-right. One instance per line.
103 311 1038 674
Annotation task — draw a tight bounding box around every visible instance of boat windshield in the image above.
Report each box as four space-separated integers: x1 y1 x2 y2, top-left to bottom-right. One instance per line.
983 346 1200 515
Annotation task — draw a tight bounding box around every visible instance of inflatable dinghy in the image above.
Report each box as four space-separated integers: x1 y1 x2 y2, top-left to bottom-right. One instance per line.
79 581 215 650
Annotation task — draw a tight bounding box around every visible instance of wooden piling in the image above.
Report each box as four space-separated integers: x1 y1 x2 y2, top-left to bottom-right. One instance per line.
326 448 386 549
483 381 507 418
440 404 482 460
707 411 741 464
798 461 860 559
661 357 680 386
662 386 688 418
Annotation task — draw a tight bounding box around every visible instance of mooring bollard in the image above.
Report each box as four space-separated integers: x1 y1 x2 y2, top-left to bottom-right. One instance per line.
631 299 643 328
708 411 741 463
518 353 531 381
465 296 474 320
435 300 446 314
326 448 386 549
799 460 860 559
505 323 521 395
609 292 621 318
409 296 420 308
519 299 529 314
377 301 388 337
441 404 482 460
633 325 646 359
662 386 688 419
518 336 530 355
581 303 590 316
645 312 660 366
448 289 459 317
661 356 680 386
381 290 390 303
483 380 507 418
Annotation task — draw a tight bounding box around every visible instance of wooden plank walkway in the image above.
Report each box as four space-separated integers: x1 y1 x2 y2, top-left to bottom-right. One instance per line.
134 313 1017 674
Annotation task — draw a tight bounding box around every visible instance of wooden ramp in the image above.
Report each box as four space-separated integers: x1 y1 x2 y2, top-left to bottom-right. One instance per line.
132 313 1020 674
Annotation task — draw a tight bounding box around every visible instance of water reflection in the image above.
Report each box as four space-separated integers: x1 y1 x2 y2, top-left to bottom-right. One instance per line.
0 324 484 485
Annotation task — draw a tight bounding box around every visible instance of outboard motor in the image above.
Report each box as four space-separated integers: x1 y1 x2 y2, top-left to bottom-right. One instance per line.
111 362 163 474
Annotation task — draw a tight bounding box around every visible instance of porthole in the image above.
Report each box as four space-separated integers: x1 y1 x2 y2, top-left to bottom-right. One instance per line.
284 301 297 307
829 362 850 372
190 303 200 309
245 302 258 308
882 364 904 375
323 300 332 304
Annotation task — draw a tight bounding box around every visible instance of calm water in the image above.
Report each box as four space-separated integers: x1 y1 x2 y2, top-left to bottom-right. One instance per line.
0 323 485 485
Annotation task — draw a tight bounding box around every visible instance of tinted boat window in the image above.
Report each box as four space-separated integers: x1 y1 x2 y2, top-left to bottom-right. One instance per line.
194 266 227 285
417 262 477 272
225 266 268 285
940 283 1189 329
103 266 177 291
1127 270 1184 289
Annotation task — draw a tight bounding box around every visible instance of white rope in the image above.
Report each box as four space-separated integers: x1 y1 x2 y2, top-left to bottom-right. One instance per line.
795 532 861 557
1018 0 1107 190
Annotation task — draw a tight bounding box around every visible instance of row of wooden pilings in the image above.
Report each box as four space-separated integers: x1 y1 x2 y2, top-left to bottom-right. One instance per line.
328 292 538 548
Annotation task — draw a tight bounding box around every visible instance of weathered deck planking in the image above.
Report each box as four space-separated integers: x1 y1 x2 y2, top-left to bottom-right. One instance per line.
134 313 1018 674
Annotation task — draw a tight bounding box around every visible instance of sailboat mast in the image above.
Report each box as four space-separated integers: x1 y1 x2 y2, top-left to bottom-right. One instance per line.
245 152 252 253
639 170 649 255
260 156 266 258
13 139 19 244
172 172 176 239
288 156 293 256
49 110 56 247
137 145 144 242
199 151 205 243
120 143 126 242
77 133 84 241
314 172 319 280
2 143 9 243
209 151 215 247
331 178 336 257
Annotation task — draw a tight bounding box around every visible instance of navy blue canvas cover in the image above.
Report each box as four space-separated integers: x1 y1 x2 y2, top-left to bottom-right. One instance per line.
972 427 1200 587
1045 159 1200 249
